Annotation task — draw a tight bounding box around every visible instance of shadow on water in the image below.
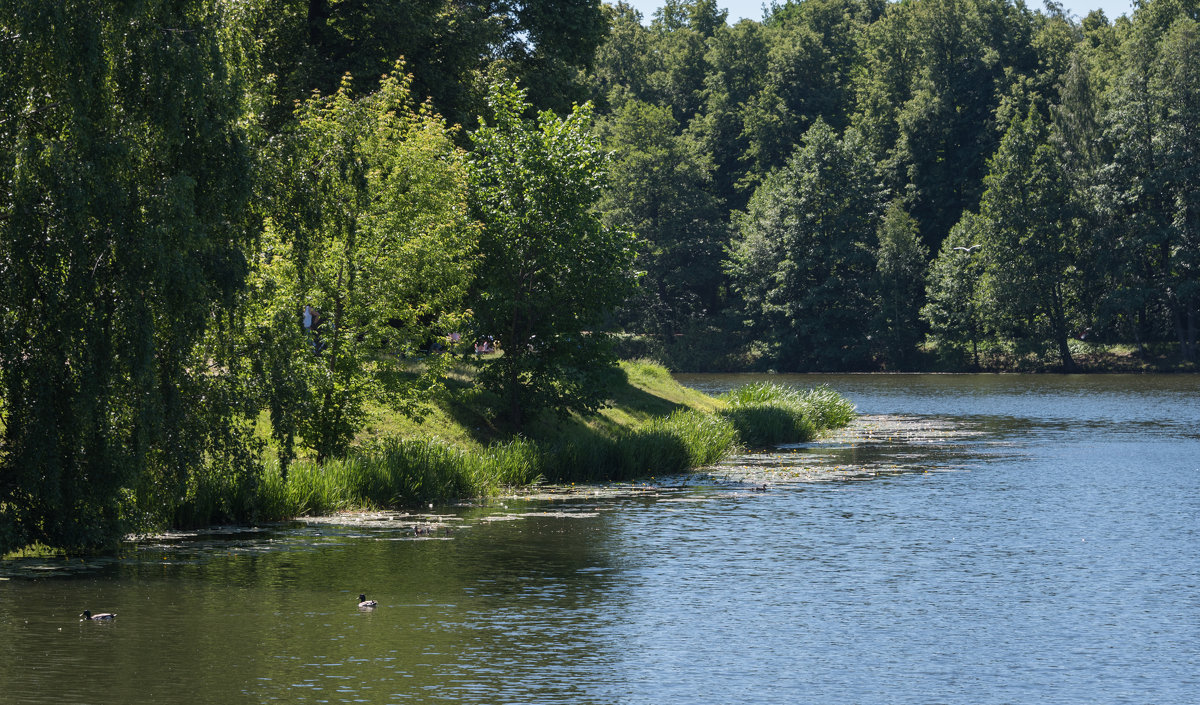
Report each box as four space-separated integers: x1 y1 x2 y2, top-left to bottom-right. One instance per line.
0 500 628 704
5 373 1200 704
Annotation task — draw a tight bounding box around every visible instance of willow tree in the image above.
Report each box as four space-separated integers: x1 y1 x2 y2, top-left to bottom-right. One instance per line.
250 66 476 465
0 0 255 550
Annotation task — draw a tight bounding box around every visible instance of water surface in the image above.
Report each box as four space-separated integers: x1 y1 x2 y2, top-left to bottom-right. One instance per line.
3 374 1198 704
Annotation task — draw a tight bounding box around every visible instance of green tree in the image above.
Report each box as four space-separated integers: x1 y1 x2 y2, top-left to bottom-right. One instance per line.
0 0 255 550
598 101 725 337
645 0 726 125
922 211 988 368
1052 48 1110 342
873 199 928 368
690 18 770 211
741 0 874 183
468 81 637 429
249 0 609 134
1095 22 1167 351
977 107 1080 369
1149 17 1200 359
855 0 1039 251
726 120 881 369
590 2 658 111
852 0 920 161
1095 8 1200 359
252 66 476 464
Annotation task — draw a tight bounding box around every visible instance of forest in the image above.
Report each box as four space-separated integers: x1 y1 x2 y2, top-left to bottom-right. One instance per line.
593 0 1198 373
1 0 1198 550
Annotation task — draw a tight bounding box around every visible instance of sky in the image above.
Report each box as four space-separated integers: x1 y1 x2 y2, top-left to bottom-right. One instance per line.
621 0 1138 24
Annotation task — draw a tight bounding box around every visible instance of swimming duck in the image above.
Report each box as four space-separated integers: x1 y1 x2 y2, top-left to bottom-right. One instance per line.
358 594 377 608
80 610 116 621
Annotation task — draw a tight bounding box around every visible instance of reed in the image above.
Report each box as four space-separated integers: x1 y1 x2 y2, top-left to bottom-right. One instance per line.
178 438 519 525
718 382 855 447
797 385 857 429
537 407 738 482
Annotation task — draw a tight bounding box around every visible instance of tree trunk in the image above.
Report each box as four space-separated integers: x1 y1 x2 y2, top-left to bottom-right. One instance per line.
506 306 523 430
1049 285 1076 371
507 361 522 430
1056 333 1077 372
1171 298 1195 363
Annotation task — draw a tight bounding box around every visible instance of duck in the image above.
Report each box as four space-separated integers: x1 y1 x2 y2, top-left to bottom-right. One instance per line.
80 610 116 621
357 594 378 608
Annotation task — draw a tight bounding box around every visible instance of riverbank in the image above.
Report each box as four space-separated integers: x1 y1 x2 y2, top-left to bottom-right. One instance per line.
614 332 1198 373
171 360 855 530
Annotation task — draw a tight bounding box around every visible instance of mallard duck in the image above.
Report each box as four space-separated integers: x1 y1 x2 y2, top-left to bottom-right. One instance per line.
80 610 116 620
358 594 377 608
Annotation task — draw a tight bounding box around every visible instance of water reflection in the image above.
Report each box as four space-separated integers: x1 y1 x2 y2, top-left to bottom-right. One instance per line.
3 374 1199 704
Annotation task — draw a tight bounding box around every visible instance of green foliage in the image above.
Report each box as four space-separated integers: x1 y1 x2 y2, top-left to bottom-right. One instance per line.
874 200 929 368
177 362 860 519
691 19 770 210
977 107 1080 369
856 0 1039 250
741 0 867 179
250 65 476 464
591 2 659 111
726 120 881 369
245 0 608 133
1096 8 1200 360
1152 18 1200 360
922 212 989 368
718 382 856 447
598 100 726 336
0 0 255 552
468 80 637 429
179 437 521 524
537 407 738 482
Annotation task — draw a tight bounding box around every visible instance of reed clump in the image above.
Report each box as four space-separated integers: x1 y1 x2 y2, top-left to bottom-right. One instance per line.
180 437 542 524
718 382 856 447
537 407 739 483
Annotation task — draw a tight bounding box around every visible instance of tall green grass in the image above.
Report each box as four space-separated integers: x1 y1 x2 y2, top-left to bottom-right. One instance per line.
538 407 739 483
177 437 540 525
718 382 856 447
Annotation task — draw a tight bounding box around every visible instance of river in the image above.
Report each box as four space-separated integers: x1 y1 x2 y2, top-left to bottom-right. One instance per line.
2 374 1198 704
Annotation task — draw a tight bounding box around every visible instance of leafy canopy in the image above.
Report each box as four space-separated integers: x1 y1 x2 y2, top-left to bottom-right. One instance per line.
250 65 476 464
468 80 637 429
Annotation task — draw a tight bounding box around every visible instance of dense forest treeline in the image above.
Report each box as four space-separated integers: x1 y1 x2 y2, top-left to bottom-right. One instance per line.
593 0 1198 372
1 0 1197 550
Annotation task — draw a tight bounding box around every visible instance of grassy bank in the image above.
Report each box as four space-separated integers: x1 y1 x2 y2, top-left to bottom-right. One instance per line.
173 360 855 527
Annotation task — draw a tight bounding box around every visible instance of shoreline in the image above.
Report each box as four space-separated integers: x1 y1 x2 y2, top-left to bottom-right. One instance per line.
5 362 855 558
